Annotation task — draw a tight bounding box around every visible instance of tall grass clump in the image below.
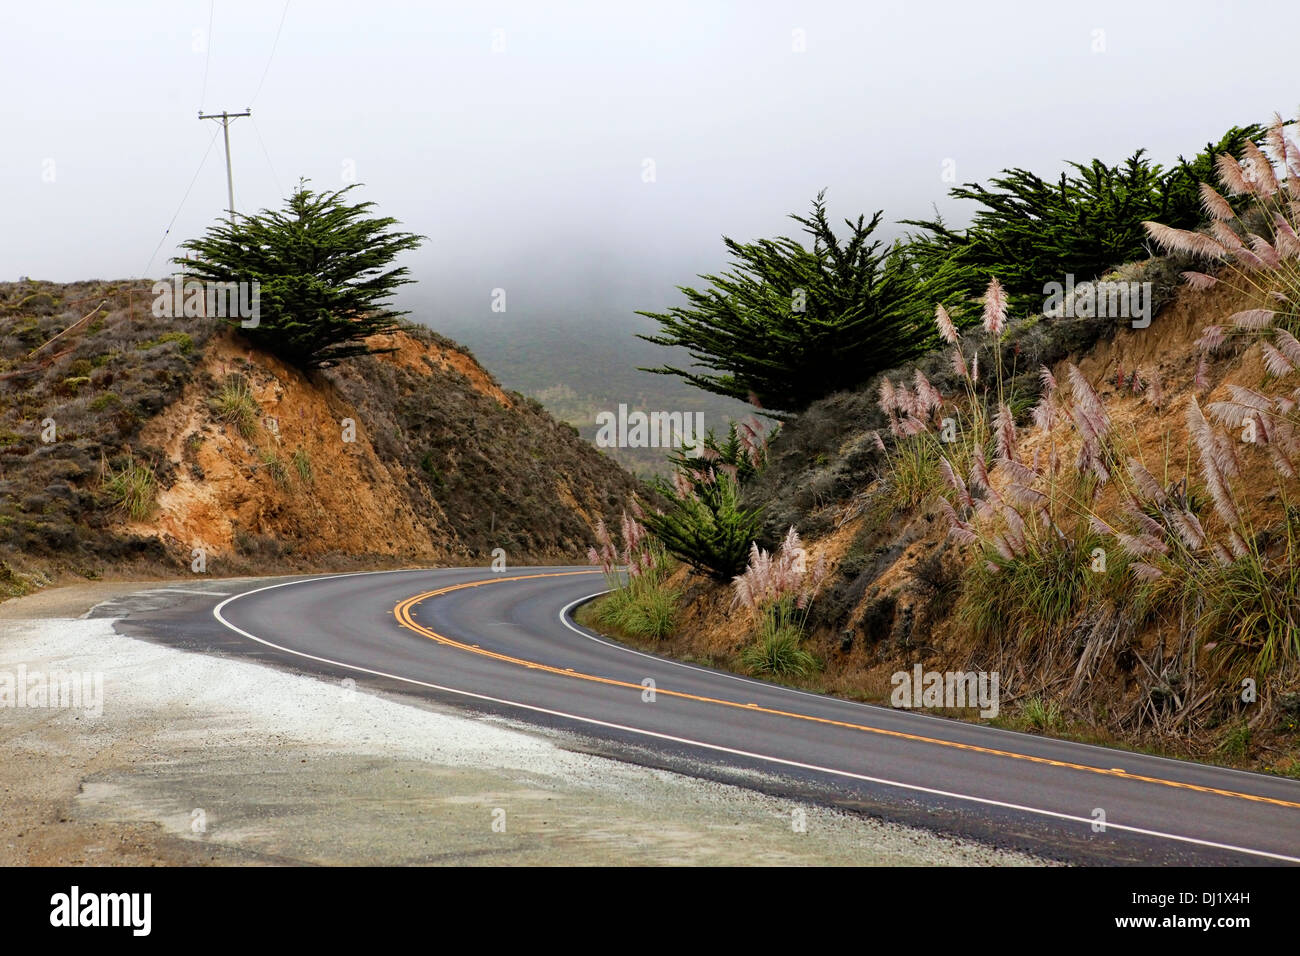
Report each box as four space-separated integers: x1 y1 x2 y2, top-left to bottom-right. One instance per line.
908 279 1130 670
733 527 829 678
916 251 1297 726
101 455 156 520
869 279 1024 517
259 448 290 487
291 446 313 484
588 501 679 640
1138 112 1300 676
211 373 260 439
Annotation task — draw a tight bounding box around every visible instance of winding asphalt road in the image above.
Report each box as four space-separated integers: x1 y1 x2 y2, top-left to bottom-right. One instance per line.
118 566 1300 865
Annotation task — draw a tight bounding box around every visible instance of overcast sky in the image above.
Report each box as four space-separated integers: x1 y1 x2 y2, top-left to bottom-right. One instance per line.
3 1 1298 327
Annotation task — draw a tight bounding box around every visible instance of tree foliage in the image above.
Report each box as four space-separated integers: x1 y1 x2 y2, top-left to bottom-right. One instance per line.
177 181 425 368
902 123 1266 318
637 191 961 414
641 424 770 580
642 471 764 580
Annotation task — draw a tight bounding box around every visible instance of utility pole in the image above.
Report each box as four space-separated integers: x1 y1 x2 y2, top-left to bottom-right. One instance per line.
198 109 251 226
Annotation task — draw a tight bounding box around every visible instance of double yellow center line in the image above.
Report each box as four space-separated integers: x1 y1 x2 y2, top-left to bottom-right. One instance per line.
393 570 1300 812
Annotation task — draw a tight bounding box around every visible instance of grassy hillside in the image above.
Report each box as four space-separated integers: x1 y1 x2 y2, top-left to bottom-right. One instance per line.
589 267 1300 775
0 279 644 595
577 116 1300 775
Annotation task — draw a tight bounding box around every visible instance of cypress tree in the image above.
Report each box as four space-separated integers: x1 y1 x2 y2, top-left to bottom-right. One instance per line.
176 180 425 369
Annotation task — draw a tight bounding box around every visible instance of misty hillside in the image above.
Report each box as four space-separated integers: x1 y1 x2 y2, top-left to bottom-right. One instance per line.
413 305 754 478
0 279 643 596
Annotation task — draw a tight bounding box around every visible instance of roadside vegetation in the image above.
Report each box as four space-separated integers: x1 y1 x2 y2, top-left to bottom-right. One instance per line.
589 112 1300 770
100 453 157 521
587 503 679 640
639 420 772 579
733 527 829 678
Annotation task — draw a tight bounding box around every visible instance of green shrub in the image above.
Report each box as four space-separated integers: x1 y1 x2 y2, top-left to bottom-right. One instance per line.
1216 721 1252 759
642 470 764 580
642 421 773 580
57 375 91 396
664 420 776 486
137 331 194 354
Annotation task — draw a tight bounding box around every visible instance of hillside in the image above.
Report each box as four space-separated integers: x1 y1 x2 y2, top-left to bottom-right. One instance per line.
0 279 644 595
588 262 1300 776
420 308 755 478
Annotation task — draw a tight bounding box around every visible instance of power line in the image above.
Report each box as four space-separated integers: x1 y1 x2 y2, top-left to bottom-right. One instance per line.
249 113 284 198
198 0 214 111
141 125 222 278
145 1 287 280
247 0 290 108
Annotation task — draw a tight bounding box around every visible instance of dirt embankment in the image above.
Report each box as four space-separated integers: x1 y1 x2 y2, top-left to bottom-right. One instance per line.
0 279 644 591
132 330 453 561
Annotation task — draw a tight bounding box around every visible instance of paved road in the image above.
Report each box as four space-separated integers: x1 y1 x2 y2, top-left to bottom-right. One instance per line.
117 566 1300 865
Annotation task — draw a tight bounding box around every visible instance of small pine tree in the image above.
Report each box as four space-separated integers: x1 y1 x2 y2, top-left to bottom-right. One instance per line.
641 422 774 580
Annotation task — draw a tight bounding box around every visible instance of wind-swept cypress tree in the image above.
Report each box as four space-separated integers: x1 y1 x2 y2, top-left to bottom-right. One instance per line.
637 191 955 414
902 124 1266 318
176 180 425 369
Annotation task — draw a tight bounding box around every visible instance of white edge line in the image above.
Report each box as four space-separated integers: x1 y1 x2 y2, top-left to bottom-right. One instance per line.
561 587 1300 786
209 572 1300 865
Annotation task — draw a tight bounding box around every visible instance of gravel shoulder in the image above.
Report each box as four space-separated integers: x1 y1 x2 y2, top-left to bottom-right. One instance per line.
0 580 1049 866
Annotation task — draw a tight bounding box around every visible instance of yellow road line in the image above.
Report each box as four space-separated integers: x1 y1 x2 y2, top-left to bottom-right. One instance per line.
393 571 1300 812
